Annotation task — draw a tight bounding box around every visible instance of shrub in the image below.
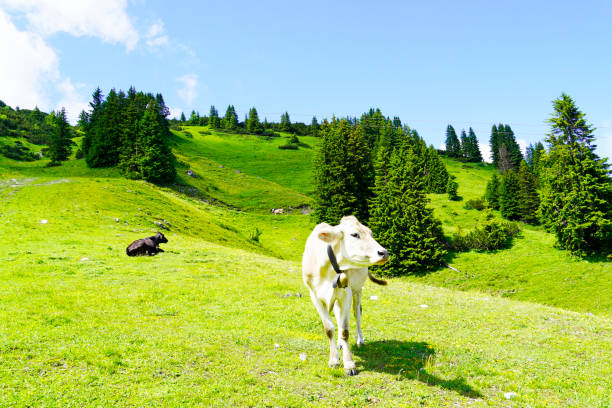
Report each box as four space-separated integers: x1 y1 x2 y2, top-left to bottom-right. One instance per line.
0 141 37 161
451 215 520 251
45 160 61 167
278 144 298 150
446 178 459 200
249 227 262 242
464 198 486 211
262 129 280 137
289 134 299 144
199 130 211 135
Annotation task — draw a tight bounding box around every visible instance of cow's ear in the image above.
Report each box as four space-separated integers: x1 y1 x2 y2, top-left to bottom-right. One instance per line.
318 225 343 243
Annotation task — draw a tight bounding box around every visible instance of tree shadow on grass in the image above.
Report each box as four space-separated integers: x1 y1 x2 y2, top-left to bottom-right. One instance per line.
353 340 482 399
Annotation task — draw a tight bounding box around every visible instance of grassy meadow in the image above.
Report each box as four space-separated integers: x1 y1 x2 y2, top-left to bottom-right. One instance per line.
0 127 610 407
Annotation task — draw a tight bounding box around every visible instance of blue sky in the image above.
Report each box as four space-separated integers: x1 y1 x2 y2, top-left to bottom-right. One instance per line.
1 0 611 160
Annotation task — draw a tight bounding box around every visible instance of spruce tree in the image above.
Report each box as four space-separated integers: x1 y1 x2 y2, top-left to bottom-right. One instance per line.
445 125 461 158
48 108 72 163
467 127 483 162
538 93 612 255
313 118 352 224
424 145 449 193
208 106 220 129
310 116 319 137
180 112 186 122
460 129 469 160
246 107 262 134
135 102 176 183
501 124 523 169
223 105 238 130
485 173 500 210
499 170 521 220
369 146 446 275
518 161 540 224
490 124 500 167
280 112 291 132
313 118 372 224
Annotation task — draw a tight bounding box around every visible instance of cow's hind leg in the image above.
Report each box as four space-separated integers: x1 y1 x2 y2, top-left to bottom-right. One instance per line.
308 290 340 368
352 289 364 347
334 291 357 376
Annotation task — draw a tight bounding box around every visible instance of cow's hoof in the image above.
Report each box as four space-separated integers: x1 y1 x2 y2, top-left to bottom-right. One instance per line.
345 368 358 376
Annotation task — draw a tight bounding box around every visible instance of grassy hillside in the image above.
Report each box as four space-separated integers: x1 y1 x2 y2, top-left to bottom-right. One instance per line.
1 127 610 406
170 127 317 211
1 178 610 406
423 158 612 315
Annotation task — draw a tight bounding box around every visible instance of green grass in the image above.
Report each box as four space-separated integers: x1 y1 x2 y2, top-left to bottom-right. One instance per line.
0 134 611 406
1 188 610 406
175 126 318 195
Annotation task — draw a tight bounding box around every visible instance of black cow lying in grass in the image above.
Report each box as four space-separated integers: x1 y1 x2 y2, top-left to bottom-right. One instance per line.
126 232 168 256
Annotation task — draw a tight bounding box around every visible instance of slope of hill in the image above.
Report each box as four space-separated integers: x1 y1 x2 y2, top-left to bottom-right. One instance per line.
423 158 612 315
1 127 611 406
0 176 610 406
169 127 317 212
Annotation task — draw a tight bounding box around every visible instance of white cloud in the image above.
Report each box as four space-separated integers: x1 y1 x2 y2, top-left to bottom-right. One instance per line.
517 138 528 156
145 19 168 50
479 139 492 163
597 120 612 161
0 8 59 110
168 106 183 120
0 0 139 50
55 77 88 123
177 74 198 106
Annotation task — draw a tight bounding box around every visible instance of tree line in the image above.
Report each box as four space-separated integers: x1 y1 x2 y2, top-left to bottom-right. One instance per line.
177 106 317 137
314 109 449 276
80 87 176 183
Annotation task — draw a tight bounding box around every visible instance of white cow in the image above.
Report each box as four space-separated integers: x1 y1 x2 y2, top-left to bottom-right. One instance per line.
302 215 389 376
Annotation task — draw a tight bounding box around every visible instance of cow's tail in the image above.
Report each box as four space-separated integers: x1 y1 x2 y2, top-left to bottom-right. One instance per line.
368 272 387 286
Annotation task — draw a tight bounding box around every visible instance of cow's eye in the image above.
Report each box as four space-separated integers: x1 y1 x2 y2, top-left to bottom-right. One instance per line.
350 233 360 239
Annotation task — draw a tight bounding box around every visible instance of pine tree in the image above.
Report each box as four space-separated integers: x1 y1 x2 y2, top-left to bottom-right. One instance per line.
135 102 176 183
485 173 500 209
369 146 446 275
77 110 90 131
180 112 186 122
445 125 461 158
246 107 262 134
467 127 483 162
208 105 220 129
118 96 139 177
313 118 352 224
502 124 523 169
424 145 449 193
280 112 291 132
499 170 521 220
48 108 72 163
446 178 459 201
460 129 469 160
538 93 612 255
310 116 319 137
490 124 500 167
313 118 372 224
223 105 238 130
81 87 103 164
518 161 540 224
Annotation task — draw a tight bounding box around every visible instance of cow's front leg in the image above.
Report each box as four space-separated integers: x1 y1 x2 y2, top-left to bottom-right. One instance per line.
308 290 340 367
352 289 364 347
334 289 357 376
